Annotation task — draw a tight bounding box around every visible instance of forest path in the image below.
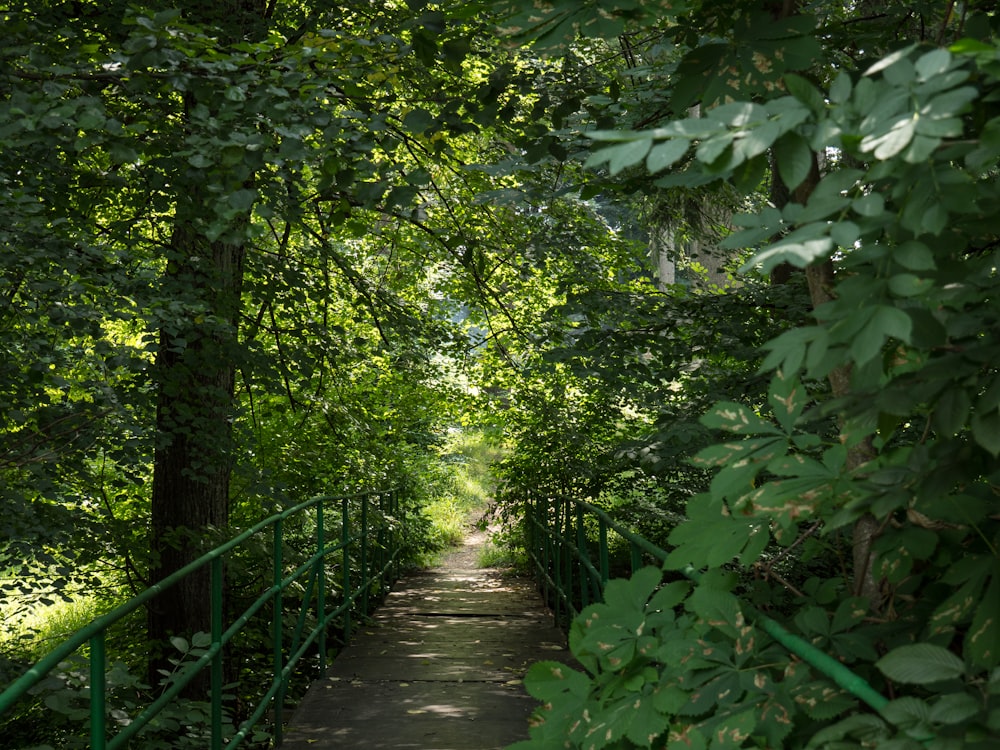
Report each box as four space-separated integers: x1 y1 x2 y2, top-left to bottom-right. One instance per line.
281 521 571 749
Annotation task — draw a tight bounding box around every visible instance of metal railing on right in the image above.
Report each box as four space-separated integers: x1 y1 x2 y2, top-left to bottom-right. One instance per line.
524 492 891 714
0 487 406 749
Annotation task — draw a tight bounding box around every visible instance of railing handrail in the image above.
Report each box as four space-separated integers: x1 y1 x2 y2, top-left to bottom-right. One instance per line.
0 487 406 748
525 492 890 714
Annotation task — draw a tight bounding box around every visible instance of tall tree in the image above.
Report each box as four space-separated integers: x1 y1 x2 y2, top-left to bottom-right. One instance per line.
145 0 266 671
0 0 507 659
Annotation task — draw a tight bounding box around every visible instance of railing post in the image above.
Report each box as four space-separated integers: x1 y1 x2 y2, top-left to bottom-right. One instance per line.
378 492 387 590
360 493 369 618
342 496 351 641
89 632 107 750
524 493 534 573
553 496 564 623
575 503 589 608
272 518 284 747
599 519 609 590
317 501 327 673
211 555 224 750
539 494 546 583
392 490 401 581
563 496 574 616
545 495 555 620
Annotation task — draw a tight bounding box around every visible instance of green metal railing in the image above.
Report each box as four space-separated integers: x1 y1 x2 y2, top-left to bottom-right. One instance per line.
0 488 406 749
525 493 891 715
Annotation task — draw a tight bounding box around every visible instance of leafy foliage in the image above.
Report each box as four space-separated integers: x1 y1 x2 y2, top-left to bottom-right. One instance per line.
495 1 1000 748
4 0 1000 746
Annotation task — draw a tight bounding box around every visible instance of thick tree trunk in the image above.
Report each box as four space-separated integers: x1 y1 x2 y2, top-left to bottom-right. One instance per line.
144 0 263 694
147 222 245 692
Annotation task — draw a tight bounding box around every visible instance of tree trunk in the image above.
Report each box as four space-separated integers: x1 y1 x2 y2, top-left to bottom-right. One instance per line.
144 0 264 694
148 221 245 692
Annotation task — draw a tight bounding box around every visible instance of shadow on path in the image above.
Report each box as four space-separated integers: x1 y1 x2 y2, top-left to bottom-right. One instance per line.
281 528 571 749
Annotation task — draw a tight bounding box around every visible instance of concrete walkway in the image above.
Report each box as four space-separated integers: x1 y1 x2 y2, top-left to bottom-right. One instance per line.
281 532 571 749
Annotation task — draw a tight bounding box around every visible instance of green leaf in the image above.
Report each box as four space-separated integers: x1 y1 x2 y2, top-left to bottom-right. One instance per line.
403 107 435 133
586 138 653 175
903 133 942 163
851 306 912 365
806 713 889 746
832 597 869 633
829 70 853 104
227 188 257 212
709 709 757 748
187 154 212 168
883 57 916 87
646 139 688 173
602 566 662 612
773 131 813 192
852 192 885 217
695 132 734 168
966 574 1000 668
647 580 691 613
523 660 591 702
881 696 931 732
979 375 1000 412
709 439 785 501
700 402 781 435
915 49 952 81
768 371 805 433
747 236 833 275
795 682 858 721
623 691 671 747
888 273 933 297
707 101 767 127
932 387 970 436
760 325 822 375
831 220 860 248
863 117 917 160
795 605 830 637
928 692 980 725
876 643 965 684
731 153 768 193
924 86 978 119
865 44 918 77
667 494 770 569
736 120 781 160
691 437 783 469
893 240 937 270
971 409 1000 457
783 73 825 115
687 584 743 638
169 635 190 653
767 454 831 478
927 575 984 637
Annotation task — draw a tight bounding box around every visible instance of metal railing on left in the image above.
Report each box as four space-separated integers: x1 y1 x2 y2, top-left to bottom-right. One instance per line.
0 488 406 749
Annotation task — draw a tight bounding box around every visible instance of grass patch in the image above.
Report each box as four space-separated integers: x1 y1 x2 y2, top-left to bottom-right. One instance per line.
477 541 526 570
0 594 101 663
421 428 505 562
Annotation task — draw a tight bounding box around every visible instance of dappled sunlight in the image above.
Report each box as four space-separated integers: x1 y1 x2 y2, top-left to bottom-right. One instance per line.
282 513 570 749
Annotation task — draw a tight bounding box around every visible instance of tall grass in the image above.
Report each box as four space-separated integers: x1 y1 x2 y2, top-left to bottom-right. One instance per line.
0 593 101 668
421 428 505 555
